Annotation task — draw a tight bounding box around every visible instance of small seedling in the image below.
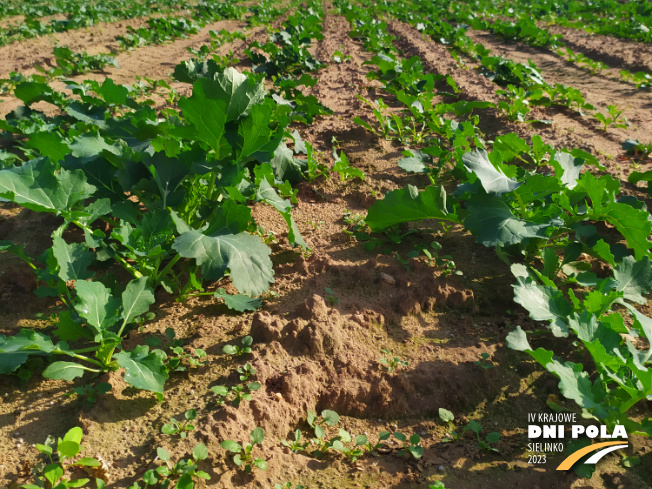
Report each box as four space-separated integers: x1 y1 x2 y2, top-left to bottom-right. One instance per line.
307 409 340 456
394 432 424 459
380 349 409 372
463 420 500 452
222 336 253 356
23 427 102 489
237 363 257 381
162 328 208 372
474 352 494 369
332 50 352 63
330 429 368 462
281 429 309 453
438 408 460 442
161 409 197 438
132 444 210 488
594 105 629 131
324 288 339 305
275 483 306 489
221 428 267 472
66 382 111 406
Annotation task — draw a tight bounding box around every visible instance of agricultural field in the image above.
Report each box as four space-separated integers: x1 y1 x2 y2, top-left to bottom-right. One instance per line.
0 0 652 487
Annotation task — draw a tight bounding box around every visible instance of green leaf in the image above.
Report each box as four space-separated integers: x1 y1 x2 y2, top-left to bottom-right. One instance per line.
0 157 95 215
614 255 652 304
69 132 122 159
193 443 208 461
256 177 307 248
43 361 86 381
253 458 267 470
52 236 94 282
511 266 572 322
157 447 170 461
322 410 339 426
74 281 120 333
593 202 651 260
551 151 583 189
121 277 155 324
462 149 521 195
505 326 532 351
213 289 262 312
57 439 81 459
366 185 459 231
172 231 273 296
250 427 264 444
465 196 560 247
179 68 266 156
44 463 64 487
221 440 242 453
176 473 193 489
438 408 454 423
0 329 56 374
25 132 70 163
486 432 501 443
114 346 168 394
397 151 429 173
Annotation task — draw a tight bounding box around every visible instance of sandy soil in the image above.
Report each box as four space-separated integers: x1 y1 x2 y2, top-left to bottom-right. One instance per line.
0 4 651 489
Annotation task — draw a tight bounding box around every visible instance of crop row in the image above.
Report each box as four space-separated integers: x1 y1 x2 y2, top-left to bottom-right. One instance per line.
334 0 652 463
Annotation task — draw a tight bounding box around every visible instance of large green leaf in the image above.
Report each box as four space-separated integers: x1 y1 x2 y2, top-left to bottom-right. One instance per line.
214 288 262 312
43 361 86 381
114 346 168 394
172 231 274 296
614 256 652 304
462 149 521 196
551 151 583 189
52 236 95 282
366 185 459 231
26 132 70 163
74 281 120 334
0 329 56 374
511 265 572 322
0 157 95 214
464 196 559 247
597 203 652 260
179 69 266 156
121 277 155 325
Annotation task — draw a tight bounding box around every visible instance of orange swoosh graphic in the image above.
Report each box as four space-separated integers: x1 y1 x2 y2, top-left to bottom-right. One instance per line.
556 441 627 470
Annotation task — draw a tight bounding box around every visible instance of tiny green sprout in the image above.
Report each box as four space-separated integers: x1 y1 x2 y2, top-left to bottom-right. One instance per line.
394 432 424 459
430 482 447 489
307 220 325 231
132 444 210 488
222 335 253 356
439 408 461 442
474 352 494 369
221 428 267 473
380 349 409 372
66 382 111 406
281 429 309 453
275 483 305 489
22 427 102 489
463 420 500 452
331 50 352 63
324 287 339 305
161 409 197 438
363 431 391 454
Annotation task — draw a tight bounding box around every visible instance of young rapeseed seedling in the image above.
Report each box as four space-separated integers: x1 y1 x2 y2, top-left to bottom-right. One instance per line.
221 428 267 472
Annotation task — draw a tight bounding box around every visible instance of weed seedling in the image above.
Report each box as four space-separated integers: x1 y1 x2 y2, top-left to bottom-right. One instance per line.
161 409 197 438
221 428 267 472
222 336 253 356
66 382 111 406
237 363 257 381
330 429 368 463
594 105 629 131
307 409 340 456
275 483 306 489
474 352 494 369
132 444 210 488
23 427 102 489
281 429 309 453
380 349 409 372
463 420 500 452
394 432 424 459
324 288 339 305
